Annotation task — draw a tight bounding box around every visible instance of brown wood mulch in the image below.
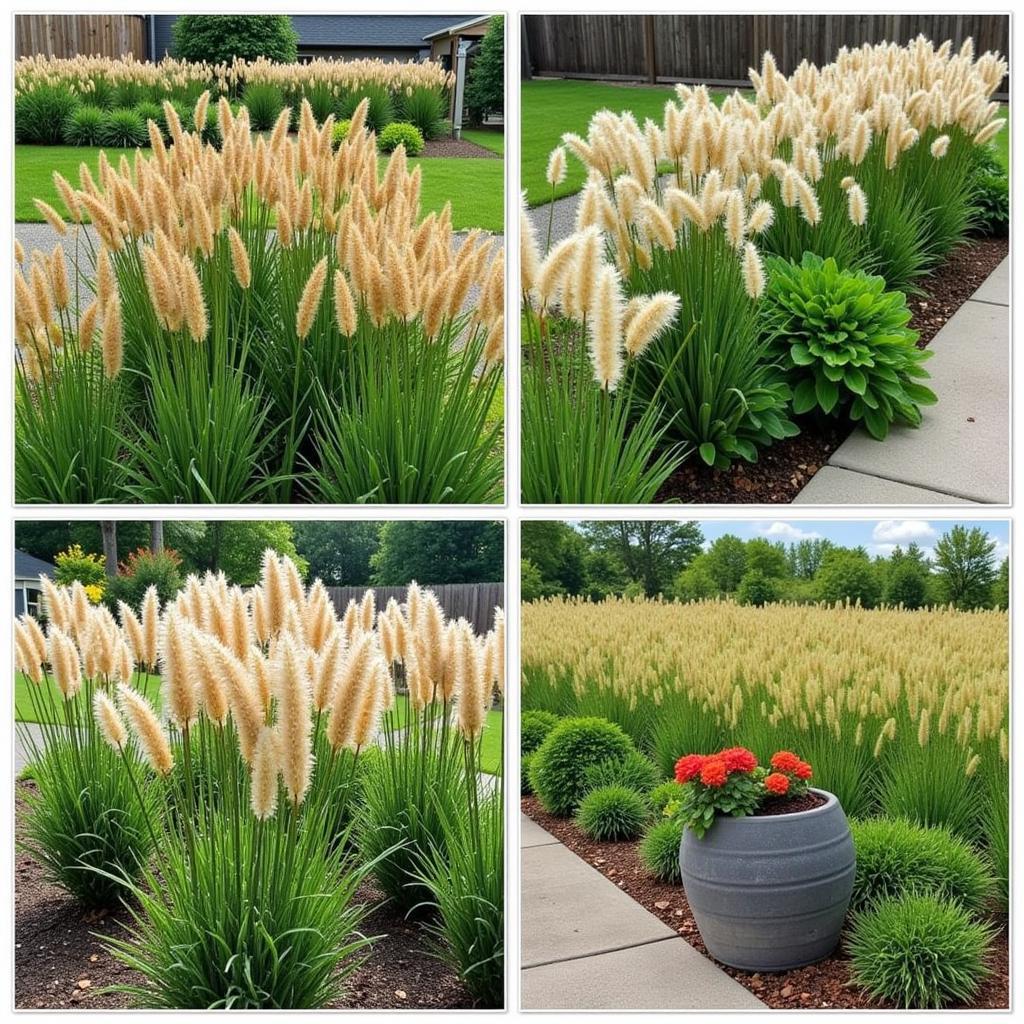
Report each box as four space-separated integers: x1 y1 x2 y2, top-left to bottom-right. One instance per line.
655 236 1009 503
14 781 473 1010
523 796 1009 1011
422 137 500 159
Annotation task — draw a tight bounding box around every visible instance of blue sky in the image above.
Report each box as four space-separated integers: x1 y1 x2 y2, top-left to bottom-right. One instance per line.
695 519 1010 562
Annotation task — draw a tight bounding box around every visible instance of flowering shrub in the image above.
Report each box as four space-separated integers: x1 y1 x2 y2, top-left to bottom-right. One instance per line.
53 544 106 592
670 747 813 837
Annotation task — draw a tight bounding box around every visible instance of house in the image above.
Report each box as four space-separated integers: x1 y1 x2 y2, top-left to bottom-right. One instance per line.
15 550 55 618
149 15 485 65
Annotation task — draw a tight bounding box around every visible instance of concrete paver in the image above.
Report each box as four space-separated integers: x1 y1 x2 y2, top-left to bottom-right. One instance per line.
793 466 977 505
520 812 559 848
522 937 765 1010
969 255 1009 306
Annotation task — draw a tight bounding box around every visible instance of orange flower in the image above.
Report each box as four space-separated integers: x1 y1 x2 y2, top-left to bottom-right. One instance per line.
764 772 790 795
699 758 728 787
770 750 802 772
794 761 813 780
675 753 706 783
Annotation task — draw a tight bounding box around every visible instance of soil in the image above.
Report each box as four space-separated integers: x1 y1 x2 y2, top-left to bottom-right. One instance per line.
523 796 1009 1010
752 790 826 816
14 781 475 1010
655 236 1009 504
421 137 500 159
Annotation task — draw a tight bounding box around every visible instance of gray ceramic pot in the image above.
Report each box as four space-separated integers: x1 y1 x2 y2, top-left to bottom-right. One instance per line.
679 788 855 972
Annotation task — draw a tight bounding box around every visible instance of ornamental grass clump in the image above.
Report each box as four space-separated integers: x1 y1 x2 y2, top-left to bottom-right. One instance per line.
15 559 505 1009
762 253 936 439
576 784 649 841
15 92 503 504
521 597 1007 841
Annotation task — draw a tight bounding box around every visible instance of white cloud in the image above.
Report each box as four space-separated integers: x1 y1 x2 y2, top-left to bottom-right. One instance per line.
990 536 1010 562
872 520 937 544
756 522 822 542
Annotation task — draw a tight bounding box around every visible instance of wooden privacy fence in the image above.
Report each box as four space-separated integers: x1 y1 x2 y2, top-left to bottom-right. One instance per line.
16 14 147 60
522 14 1009 95
326 583 504 635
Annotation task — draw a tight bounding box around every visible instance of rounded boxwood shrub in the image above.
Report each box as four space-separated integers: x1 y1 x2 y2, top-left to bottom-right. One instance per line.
521 709 560 755
762 252 936 440
848 894 992 1008
378 121 425 156
63 105 107 147
576 785 648 841
583 749 660 796
639 818 683 883
649 780 686 815
849 817 994 916
331 119 352 148
528 716 635 817
521 752 535 795
100 108 147 148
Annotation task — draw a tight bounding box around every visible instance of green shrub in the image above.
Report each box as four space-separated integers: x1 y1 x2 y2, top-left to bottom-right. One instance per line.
528 717 635 816
762 253 936 440
968 147 1009 237
16 83 79 144
464 16 504 124
378 121 424 156
402 86 448 139
54 543 107 589
171 15 298 65
583 749 660 795
848 894 992 1009
100 108 148 148
849 817 995 916
639 818 683 883
133 100 164 132
339 83 394 132
331 119 352 148
112 79 145 110
649 780 686 815
242 81 285 131
106 547 184 612
980 765 1009 908
521 709 560 755
521 752 535 795
736 568 778 607
576 784 649 841
63 104 107 146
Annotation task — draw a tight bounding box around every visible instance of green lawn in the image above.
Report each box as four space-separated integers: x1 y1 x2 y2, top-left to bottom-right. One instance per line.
16 673 504 774
463 126 505 156
15 145 504 233
522 78 1010 206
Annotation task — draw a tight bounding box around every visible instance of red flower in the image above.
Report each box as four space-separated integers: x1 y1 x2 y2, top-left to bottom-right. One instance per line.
764 772 790 796
675 754 706 783
699 759 728 788
770 750 802 773
719 746 758 774
794 761 813 780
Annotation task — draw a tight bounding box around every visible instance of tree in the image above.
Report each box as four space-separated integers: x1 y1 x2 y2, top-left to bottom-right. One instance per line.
745 538 788 579
100 521 118 578
292 522 379 586
933 526 998 609
673 555 718 603
464 15 504 124
371 521 503 585
581 549 629 600
787 538 834 579
175 521 306 585
521 559 546 602
736 569 778 607
884 560 928 609
816 549 880 608
992 557 1010 610
705 534 747 593
581 520 703 597
520 521 587 595
171 15 298 65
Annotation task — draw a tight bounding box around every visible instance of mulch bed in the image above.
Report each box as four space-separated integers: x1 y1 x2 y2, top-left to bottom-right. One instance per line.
422 137 499 159
655 236 1009 503
523 796 1009 1010
14 781 473 1010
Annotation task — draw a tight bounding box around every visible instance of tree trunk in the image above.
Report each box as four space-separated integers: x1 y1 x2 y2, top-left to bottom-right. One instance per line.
150 520 164 553
100 521 118 578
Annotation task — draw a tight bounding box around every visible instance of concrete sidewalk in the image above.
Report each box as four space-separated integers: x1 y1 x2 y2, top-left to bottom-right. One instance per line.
520 813 764 1010
795 257 1009 505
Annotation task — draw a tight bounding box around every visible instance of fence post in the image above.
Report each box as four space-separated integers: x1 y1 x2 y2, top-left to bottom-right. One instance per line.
452 38 471 139
644 15 657 84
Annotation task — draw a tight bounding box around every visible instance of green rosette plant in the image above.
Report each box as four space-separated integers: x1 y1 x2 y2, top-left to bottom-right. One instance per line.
762 253 937 439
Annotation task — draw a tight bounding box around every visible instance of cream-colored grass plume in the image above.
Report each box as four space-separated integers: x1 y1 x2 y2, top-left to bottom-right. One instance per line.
587 265 623 390
94 690 128 750
15 620 44 683
274 633 313 806
48 626 82 699
358 588 376 632
455 623 487 739
520 195 542 295
140 585 160 670
623 292 680 358
332 269 357 336
117 682 174 775
159 610 198 729
19 612 48 668
741 242 766 299
250 726 280 820
546 146 568 187
348 653 387 751
261 549 288 637
326 630 374 750
194 634 230 725
227 227 252 288
296 257 328 339
40 576 71 633
34 199 67 236
846 184 868 227
101 295 123 379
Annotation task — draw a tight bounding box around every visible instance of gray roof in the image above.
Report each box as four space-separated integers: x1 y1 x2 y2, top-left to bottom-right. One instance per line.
151 15 481 59
15 550 55 581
